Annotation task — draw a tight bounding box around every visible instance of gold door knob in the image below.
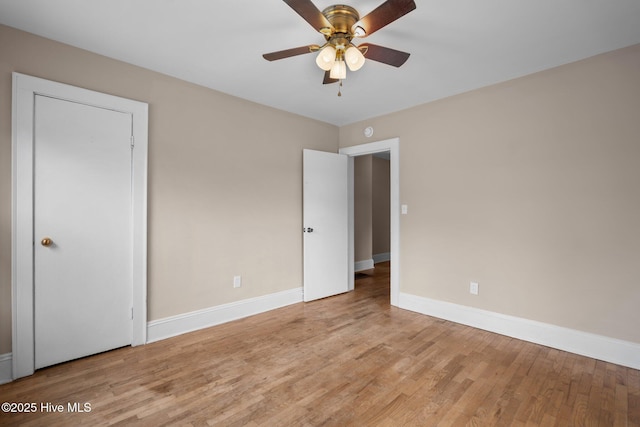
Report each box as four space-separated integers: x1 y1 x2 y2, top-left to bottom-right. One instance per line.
41 237 53 247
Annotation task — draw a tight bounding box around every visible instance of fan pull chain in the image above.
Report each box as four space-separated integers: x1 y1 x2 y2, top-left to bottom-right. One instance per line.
338 80 343 97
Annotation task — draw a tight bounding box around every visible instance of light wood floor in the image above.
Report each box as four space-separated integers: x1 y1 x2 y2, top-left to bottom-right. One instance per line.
1 262 639 426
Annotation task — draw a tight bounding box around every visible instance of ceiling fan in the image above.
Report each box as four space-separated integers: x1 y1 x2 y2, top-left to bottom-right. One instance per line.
263 0 417 91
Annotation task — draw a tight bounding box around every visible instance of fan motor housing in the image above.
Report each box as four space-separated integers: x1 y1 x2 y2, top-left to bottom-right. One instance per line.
322 5 359 34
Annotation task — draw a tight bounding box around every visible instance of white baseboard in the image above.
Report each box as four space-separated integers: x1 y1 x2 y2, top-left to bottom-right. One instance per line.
354 259 375 272
0 353 12 384
373 252 391 263
147 287 303 343
399 293 640 370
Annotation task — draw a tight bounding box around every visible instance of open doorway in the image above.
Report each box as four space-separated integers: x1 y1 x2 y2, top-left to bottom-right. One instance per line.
339 138 400 306
353 153 391 297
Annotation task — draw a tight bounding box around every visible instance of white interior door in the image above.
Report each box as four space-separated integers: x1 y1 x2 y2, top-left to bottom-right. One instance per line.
303 149 349 302
34 95 133 369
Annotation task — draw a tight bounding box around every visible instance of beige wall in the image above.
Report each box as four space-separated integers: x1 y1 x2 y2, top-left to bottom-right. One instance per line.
0 24 339 354
372 156 390 256
340 44 640 344
2 23 639 356
354 155 373 263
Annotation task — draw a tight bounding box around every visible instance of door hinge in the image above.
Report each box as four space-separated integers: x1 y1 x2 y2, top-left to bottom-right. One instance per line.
131 307 134 319
130 135 135 148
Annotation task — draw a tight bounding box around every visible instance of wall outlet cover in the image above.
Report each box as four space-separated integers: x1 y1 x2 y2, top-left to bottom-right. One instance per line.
470 281 479 295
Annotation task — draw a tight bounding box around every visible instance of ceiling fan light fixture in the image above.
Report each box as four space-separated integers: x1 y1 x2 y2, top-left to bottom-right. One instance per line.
345 45 365 71
315 45 336 71
262 0 417 89
329 59 346 80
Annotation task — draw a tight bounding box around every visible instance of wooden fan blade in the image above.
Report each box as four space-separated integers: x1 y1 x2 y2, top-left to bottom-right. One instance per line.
283 0 332 32
353 0 416 38
360 43 410 67
263 45 318 61
323 70 339 84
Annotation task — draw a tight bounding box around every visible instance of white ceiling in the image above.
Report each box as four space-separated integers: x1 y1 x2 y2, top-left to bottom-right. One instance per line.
1 0 640 126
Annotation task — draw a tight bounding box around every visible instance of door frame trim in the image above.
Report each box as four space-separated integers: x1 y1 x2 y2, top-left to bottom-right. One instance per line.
11 73 148 379
339 138 400 306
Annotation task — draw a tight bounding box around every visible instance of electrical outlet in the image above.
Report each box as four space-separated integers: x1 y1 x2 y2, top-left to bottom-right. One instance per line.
233 275 242 288
470 281 479 295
